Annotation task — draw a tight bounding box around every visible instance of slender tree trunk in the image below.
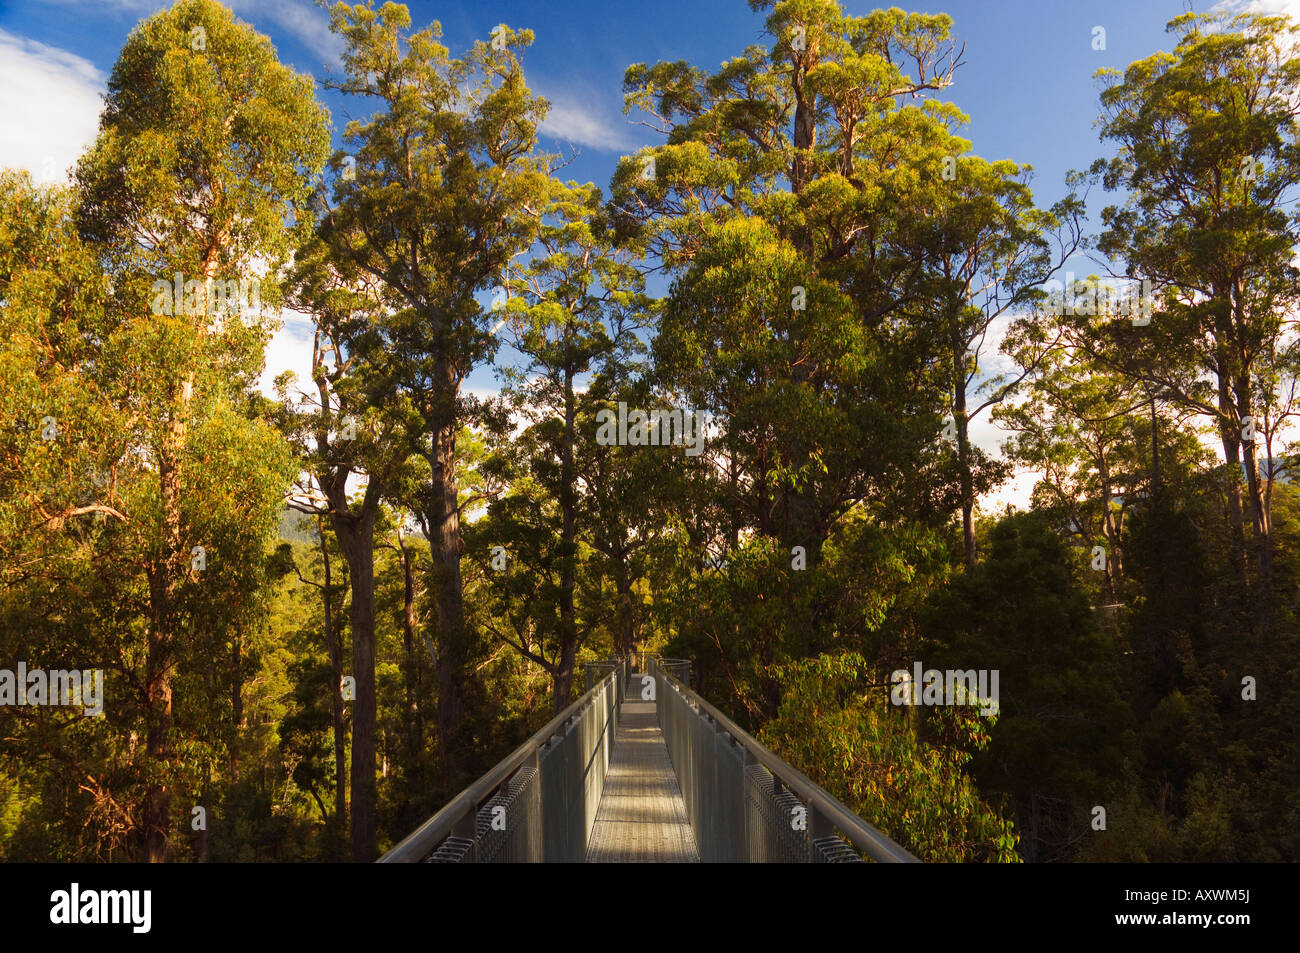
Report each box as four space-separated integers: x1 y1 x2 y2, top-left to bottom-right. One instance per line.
319 518 347 838
783 63 823 566
1231 277 1274 598
143 370 191 862
142 614 172 862
1213 302 1248 585
554 641 578 715
791 64 815 196
1236 388 1274 640
952 327 976 565
1098 452 1120 601
1149 396 1161 503
1217 409 1246 572
329 492 379 862
554 367 579 712
1238 401 1271 548
614 560 635 658
143 255 224 862
397 529 422 796
427 406 470 783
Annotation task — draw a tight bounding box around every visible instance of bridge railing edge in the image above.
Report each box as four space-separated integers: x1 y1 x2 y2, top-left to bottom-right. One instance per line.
650 656 920 864
378 656 627 863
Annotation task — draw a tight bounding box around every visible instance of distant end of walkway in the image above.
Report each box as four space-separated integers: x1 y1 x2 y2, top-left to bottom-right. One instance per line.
585 697 699 863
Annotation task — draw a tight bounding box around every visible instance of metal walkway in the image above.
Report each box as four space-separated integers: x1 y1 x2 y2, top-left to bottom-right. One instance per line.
585 697 699 862
379 657 919 864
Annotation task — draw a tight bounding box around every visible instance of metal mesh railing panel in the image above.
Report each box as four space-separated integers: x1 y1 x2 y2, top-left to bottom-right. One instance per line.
650 656 916 864
384 661 627 864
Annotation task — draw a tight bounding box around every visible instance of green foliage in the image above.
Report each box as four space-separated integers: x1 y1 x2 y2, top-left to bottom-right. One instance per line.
4 0 1300 865
921 512 1135 862
758 652 1020 862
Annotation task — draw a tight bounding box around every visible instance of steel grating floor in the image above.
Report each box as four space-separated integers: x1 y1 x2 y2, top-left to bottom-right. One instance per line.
585 697 700 863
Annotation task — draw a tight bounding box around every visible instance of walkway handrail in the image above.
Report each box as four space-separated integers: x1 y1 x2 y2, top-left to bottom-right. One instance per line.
654 657 691 686
379 657 627 863
650 657 919 863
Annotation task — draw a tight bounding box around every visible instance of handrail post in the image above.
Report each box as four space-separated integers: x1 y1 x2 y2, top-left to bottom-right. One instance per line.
741 744 758 863
807 804 834 863
451 807 478 863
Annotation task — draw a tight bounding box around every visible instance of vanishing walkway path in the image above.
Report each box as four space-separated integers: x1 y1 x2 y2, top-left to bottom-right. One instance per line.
585 695 699 863
380 658 918 864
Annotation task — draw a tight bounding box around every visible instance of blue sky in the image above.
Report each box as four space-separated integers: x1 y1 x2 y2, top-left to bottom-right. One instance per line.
1 0 1216 206
0 0 1288 504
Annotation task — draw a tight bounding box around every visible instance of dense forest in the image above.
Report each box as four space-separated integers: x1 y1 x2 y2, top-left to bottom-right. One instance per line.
1 0 1298 863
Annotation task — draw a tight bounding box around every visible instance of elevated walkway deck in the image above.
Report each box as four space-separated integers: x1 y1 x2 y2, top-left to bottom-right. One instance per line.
379 658 918 864
585 696 699 862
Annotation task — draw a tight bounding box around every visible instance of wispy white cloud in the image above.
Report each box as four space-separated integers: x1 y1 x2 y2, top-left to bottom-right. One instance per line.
979 465 1036 512
1215 0 1300 16
538 89 639 153
36 0 162 10
1212 0 1300 41
35 0 343 66
0 0 343 185
227 0 343 66
259 307 317 400
0 28 105 185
